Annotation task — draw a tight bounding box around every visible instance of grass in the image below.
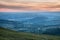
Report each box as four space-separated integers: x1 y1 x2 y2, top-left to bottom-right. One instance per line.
0 27 60 40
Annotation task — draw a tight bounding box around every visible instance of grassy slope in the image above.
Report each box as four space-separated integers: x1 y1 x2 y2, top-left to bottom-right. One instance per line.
0 28 60 40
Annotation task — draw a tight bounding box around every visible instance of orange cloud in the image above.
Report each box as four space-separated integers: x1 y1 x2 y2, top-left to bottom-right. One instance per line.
0 1 60 12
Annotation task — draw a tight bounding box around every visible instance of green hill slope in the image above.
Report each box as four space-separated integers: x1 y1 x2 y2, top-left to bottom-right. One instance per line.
0 27 60 40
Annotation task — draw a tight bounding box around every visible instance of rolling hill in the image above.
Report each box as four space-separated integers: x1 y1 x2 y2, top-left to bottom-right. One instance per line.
0 27 60 40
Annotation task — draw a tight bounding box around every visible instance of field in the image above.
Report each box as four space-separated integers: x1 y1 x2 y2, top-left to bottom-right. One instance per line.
0 27 60 40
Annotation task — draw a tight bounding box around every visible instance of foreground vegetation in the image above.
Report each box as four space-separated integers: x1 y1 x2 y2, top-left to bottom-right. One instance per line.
0 27 60 40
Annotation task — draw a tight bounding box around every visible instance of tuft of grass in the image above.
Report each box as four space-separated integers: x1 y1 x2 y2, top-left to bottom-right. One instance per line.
0 27 60 40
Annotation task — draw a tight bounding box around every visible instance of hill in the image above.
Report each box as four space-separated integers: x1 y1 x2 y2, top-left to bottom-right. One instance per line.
0 27 60 40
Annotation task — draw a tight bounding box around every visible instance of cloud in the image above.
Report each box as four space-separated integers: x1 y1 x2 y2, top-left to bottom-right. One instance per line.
0 0 59 2
0 4 31 9
0 0 60 12
49 5 60 8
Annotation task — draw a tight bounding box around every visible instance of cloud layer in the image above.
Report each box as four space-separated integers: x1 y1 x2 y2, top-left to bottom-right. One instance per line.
0 0 60 12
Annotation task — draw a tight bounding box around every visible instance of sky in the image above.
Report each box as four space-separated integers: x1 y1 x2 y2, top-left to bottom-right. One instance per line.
0 0 60 12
